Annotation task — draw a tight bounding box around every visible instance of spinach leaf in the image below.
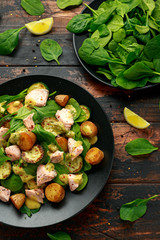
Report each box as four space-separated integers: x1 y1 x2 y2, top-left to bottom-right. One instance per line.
120 195 158 222
96 68 113 80
135 25 150 34
57 0 82 10
78 38 122 66
34 101 61 122
76 133 91 158
107 15 124 32
1 173 24 192
116 72 148 89
0 89 27 105
0 27 25 55
139 0 155 15
20 204 40 217
14 106 34 120
148 76 160 83
76 172 88 191
71 123 80 139
115 0 141 17
32 124 56 145
91 28 112 47
0 148 11 166
66 98 81 120
152 0 160 21
54 163 69 186
23 164 37 176
116 40 141 64
47 232 71 240
21 0 44 16
109 63 127 77
88 5 116 32
66 14 92 33
8 118 24 133
113 28 126 42
144 34 160 59
125 138 158 155
40 39 62 65
123 62 160 80
83 159 92 171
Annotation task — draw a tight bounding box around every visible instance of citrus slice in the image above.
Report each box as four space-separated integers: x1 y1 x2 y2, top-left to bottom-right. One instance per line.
25 17 54 35
124 107 150 129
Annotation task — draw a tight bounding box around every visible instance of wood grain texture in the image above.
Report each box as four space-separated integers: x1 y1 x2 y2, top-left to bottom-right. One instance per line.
0 0 160 239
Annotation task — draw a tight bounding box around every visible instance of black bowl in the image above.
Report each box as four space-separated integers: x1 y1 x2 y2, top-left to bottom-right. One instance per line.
73 0 159 90
0 75 114 228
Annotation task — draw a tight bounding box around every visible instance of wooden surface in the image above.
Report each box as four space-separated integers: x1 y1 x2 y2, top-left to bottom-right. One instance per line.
0 1 160 239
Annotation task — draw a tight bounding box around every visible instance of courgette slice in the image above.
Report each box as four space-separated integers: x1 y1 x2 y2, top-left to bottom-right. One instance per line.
65 155 83 173
22 145 44 164
0 161 11 180
27 82 48 94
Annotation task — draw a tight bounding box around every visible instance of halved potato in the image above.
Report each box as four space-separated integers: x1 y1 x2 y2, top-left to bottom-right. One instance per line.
22 145 44 164
45 183 65 203
80 121 98 138
0 161 11 180
18 131 36 151
55 95 69 107
56 136 68 152
7 101 23 114
85 147 104 165
10 193 25 210
25 197 41 209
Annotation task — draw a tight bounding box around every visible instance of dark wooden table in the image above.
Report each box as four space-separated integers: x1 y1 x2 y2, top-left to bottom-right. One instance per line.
0 1 160 239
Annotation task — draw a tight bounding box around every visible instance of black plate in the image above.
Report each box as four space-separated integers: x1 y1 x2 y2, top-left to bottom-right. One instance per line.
0 75 114 228
73 0 159 90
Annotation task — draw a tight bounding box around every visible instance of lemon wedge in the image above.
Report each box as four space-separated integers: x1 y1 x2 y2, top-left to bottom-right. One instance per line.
124 107 150 129
25 17 54 35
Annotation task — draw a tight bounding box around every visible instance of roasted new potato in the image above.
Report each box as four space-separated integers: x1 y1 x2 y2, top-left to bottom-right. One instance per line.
55 94 69 107
25 197 41 209
7 101 23 114
18 132 37 151
45 183 65 203
56 136 68 152
80 121 98 138
85 147 104 165
10 193 25 210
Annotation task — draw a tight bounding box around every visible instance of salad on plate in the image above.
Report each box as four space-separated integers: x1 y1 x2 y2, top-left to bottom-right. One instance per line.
0 82 104 216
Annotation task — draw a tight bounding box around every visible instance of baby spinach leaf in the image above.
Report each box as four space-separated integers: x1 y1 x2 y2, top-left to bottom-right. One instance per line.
1 173 24 192
152 0 160 21
0 89 27 105
107 15 124 32
116 72 147 89
148 75 160 83
123 62 160 80
83 160 92 171
8 118 24 133
144 34 160 59
78 38 122 66
109 63 127 77
135 25 150 34
125 138 158 156
97 68 113 80
21 0 44 16
57 0 82 10
113 28 126 42
14 106 34 120
115 0 141 17
20 204 40 217
0 27 25 55
40 39 62 65
89 6 116 32
66 98 81 120
91 28 112 47
97 24 110 37
47 232 71 240
66 14 92 33
0 148 11 166
139 0 155 15
32 124 56 145
120 195 158 222
71 123 80 139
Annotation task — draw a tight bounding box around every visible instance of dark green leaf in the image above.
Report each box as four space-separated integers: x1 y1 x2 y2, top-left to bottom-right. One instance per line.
47 231 71 240
0 148 11 166
57 0 82 10
120 195 158 222
21 0 44 16
66 14 92 33
76 172 88 191
40 39 63 64
66 98 81 120
0 27 25 55
20 204 40 217
125 138 158 155
0 88 27 105
1 173 24 192
144 34 160 59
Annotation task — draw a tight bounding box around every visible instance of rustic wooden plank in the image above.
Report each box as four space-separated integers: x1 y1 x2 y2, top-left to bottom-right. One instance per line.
0 184 159 239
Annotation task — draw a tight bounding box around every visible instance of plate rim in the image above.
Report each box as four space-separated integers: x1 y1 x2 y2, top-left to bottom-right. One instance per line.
0 74 114 228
